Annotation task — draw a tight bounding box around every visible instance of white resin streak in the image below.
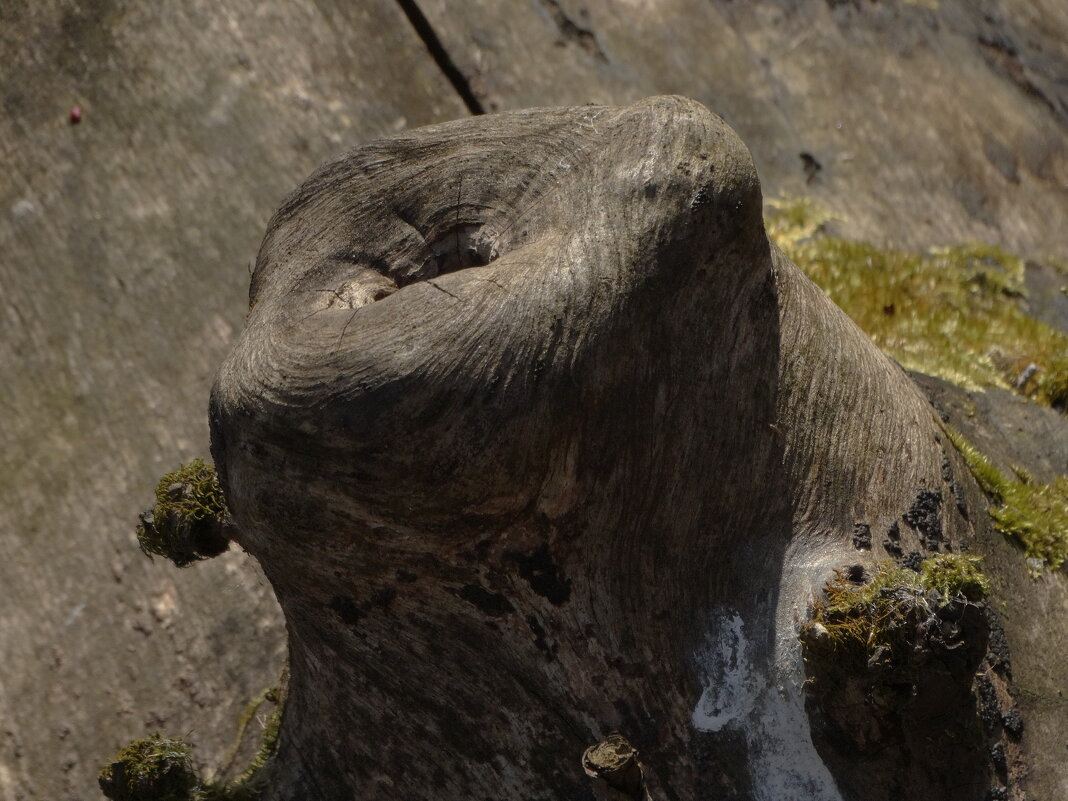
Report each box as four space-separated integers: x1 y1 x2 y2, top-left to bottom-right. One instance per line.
692 612 757 733
692 544 846 801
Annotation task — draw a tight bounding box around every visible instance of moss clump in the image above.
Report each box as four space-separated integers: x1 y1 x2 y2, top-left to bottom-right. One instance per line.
99 734 200 801
918 552 991 601
800 555 989 681
945 428 1068 570
100 703 281 801
766 197 1068 410
137 458 231 567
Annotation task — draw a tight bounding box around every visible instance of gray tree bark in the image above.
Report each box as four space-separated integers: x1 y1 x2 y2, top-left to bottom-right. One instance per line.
210 97 1025 800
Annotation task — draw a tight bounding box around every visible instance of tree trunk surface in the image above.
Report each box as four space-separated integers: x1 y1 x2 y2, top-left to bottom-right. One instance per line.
212 97 1028 801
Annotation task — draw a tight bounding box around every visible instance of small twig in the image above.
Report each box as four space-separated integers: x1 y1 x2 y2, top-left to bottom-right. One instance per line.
582 734 653 801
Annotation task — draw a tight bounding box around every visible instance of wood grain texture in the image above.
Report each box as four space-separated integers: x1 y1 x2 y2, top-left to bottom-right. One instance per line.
213 97 1011 800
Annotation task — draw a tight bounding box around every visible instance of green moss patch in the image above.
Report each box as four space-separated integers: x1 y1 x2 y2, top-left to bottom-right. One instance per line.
945 428 1068 570
100 695 282 801
766 197 1068 410
223 705 282 800
765 200 1068 571
801 555 989 683
207 683 284 801
99 735 200 801
137 458 231 567
918 553 991 600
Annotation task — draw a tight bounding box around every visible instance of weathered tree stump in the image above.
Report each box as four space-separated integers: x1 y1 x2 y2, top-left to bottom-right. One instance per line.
210 96 1017 800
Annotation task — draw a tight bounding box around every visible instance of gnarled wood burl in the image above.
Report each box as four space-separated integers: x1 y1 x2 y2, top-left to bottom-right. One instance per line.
210 97 1006 800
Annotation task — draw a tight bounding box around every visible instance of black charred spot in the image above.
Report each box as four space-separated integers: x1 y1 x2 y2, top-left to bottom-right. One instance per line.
1002 708 1024 739
883 520 904 556
330 596 363 627
942 455 970 519
904 488 944 549
991 742 1007 775
975 673 1001 733
370 586 397 609
507 543 572 605
852 523 872 551
800 151 822 183
983 607 1013 677
900 551 924 572
395 569 418 583
458 584 515 617
941 456 954 483
526 614 555 660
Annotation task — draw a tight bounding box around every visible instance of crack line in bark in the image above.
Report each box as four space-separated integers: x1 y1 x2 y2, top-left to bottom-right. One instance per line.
426 279 461 300
395 0 486 115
